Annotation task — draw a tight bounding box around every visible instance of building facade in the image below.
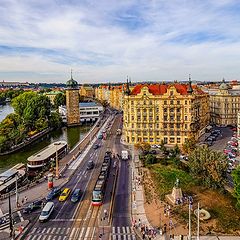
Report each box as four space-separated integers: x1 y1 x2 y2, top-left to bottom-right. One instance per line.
66 75 80 126
79 85 94 98
45 91 63 105
122 82 210 146
209 80 240 126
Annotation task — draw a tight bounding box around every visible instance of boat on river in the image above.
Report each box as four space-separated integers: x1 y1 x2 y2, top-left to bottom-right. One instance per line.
27 141 68 170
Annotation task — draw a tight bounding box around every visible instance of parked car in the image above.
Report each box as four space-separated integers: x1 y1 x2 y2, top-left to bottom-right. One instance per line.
59 188 71 202
23 200 43 214
149 150 157 154
71 189 81 203
46 187 62 201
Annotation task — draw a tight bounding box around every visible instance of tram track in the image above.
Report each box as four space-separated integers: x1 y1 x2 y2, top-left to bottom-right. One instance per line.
68 114 121 240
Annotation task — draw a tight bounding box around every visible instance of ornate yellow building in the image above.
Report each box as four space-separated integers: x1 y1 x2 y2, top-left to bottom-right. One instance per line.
210 80 240 126
123 80 210 146
79 85 94 98
66 74 80 126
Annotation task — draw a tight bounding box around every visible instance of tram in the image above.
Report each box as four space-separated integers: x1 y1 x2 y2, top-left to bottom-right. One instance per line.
92 151 111 206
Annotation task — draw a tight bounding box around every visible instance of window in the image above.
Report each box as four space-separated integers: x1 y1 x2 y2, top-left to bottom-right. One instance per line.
170 108 174 113
177 108 180 113
176 131 180 136
185 100 187 105
150 138 154 142
170 131 174 136
163 123 167 128
177 138 181 143
170 100 174 105
185 116 188 121
164 100 167 104
177 100 180 104
177 123 180 128
149 100 152 105
170 91 174 96
132 137 135 142
170 137 175 143
143 117 147 121
156 123 159 128
164 116 167 121
170 123 174 128
164 108 167 113
132 124 134 128
156 116 159 121
177 115 181 121
143 131 147 136
131 116 134 120
170 115 174 121
164 137 168 144
164 131 168 135
185 124 188 129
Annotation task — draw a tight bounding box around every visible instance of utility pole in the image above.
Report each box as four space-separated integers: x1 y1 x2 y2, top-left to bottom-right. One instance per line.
55 145 59 179
188 201 191 240
197 202 200 240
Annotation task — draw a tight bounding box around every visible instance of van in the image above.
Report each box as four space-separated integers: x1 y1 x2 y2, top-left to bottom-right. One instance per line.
39 202 54 222
87 160 94 170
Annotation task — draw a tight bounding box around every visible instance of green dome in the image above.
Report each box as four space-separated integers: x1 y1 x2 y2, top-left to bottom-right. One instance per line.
66 77 78 88
219 82 229 90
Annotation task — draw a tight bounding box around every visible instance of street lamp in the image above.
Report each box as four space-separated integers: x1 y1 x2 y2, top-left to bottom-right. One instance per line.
55 145 59 179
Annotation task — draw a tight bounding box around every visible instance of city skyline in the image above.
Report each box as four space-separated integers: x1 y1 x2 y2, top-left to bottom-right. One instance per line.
0 0 240 83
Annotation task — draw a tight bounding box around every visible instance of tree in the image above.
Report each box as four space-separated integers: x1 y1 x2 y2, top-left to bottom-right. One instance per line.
182 137 196 154
144 154 157 166
54 93 66 108
188 145 228 188
49 112 62 129
232 166 240 208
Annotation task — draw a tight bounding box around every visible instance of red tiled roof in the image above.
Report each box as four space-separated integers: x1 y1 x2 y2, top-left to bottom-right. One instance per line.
130 83 206 96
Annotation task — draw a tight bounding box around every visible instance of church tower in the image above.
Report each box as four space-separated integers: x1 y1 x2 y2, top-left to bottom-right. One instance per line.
66 71 80 126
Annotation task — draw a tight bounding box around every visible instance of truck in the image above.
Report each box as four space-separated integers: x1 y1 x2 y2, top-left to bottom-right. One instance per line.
121 150 128 160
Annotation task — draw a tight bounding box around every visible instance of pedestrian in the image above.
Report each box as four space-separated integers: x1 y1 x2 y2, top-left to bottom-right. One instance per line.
104 209 108 218
24 196 28 203
138 219 141 228
21 198 24 205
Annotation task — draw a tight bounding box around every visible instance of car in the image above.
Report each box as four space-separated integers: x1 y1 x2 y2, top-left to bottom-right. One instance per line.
39 202 54 222
59 188 71 202
71 189 81 203
93 144 99 150
46 187 62 201
98 134 103 139
23 200 43 214
87 160 94 170
149 150 157 154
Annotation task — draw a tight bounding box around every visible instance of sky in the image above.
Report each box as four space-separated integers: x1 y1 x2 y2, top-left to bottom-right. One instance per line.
0 0 240 84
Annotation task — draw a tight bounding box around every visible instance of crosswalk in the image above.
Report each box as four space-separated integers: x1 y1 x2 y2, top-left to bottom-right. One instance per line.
111 226 136 240
26 226 136 240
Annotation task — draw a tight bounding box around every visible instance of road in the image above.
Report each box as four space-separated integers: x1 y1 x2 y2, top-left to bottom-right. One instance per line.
21 111 136 240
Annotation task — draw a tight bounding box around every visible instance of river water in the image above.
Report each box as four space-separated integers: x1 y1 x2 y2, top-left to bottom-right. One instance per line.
0 103 91 173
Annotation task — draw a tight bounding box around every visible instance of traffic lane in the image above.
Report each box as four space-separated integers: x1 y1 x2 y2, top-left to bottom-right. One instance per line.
112 159 131 227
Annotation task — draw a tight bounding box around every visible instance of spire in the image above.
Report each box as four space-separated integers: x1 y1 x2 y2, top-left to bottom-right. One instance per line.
129 77 132 86
222 77 225 83
70 69 73 80
108 82 111 90
125 76 131 95
187 74 193 94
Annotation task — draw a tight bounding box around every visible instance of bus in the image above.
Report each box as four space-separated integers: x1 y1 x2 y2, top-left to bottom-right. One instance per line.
92 151 111 206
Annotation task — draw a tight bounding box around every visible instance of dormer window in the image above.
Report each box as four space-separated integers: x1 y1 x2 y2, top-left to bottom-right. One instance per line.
170 91 174 96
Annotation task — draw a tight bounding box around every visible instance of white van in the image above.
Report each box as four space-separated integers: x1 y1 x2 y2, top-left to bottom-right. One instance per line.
39 202 54 222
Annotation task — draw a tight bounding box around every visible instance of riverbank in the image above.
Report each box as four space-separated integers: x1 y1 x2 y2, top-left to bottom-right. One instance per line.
0 127 53 156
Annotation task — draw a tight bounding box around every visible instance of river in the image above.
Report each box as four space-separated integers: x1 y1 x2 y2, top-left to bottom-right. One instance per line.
0 103 91 173
0 102 14 122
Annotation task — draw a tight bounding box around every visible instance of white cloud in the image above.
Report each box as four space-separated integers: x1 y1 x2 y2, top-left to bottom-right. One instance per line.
0 0 240 83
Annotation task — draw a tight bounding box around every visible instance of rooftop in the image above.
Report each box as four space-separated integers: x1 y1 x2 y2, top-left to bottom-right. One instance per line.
79 102 101 107
27 141 67 162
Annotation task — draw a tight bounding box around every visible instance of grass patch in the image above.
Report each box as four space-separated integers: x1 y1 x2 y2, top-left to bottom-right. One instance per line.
149 163 197 199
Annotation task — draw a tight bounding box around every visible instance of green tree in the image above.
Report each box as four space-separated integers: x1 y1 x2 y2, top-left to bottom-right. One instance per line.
144 154 157 166
188 146 228 188
232 166 240 208
182 137 196 154
54 93 66 108
49 112 62 129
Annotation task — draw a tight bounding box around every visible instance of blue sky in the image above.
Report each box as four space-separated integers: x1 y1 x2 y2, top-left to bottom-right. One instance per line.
0 0 240 83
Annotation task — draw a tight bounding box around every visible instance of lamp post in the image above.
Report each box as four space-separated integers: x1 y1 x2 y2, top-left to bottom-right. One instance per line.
15 174 19 208
188 201 191 240
55 145 59 179
9 195 15 239
197 202 200 240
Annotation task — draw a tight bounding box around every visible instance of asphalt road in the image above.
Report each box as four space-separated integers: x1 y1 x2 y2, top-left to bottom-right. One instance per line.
22 110 136 240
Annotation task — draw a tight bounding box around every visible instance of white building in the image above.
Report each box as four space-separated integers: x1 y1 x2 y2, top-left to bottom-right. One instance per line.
59 102 104 123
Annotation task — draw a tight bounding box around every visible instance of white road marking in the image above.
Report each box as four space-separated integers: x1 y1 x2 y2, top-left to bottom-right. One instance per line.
126 226 130 234
69 227 76 239
84 227 90 239
51 227 56 234
79 227 85 239
112 226 116 234
56 227 61 234
90 227 96 240
66 227 70 234
41 235 48 240
32 228 37 233
46 228 51 234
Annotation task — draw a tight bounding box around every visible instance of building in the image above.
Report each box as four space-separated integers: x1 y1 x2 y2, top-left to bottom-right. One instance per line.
65 73 80 126
45 91 63 105
79 85 94 98
209 79 240 126
59 102 103 123
122 80 210 146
